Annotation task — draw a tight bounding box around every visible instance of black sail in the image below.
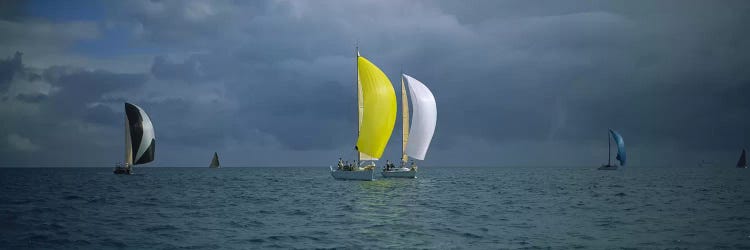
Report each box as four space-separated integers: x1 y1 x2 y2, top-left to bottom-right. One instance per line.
125 102 156 165
209 152 220 168
136 139 155 164
738 149 747 168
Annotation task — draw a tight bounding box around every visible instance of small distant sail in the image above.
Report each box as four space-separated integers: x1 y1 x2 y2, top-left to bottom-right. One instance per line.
403 74 437 160
738 149 747 168
209 152 220 168
609 129 626 166
355 55 397 159
125 103 155 165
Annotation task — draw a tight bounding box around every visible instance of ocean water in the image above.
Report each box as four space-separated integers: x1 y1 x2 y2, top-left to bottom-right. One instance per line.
1 166 749 249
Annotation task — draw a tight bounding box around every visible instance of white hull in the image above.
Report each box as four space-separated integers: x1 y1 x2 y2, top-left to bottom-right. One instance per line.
382 168 417 178
330 166 375 181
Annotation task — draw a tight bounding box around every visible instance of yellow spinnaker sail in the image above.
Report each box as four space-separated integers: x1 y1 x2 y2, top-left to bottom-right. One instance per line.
356 56 397 159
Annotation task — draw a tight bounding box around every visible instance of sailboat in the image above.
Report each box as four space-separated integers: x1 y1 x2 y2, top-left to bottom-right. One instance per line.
209 152 220 168
598 129 625 170
383 74 437 178
737 149 747 168
330 48 397 181
114 102 156 174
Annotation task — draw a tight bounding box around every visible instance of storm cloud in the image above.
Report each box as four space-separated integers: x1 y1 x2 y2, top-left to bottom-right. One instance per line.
0 0 748 167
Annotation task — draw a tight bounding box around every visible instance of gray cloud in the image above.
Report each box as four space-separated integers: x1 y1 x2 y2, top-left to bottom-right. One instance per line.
0 51 23 91
7 134 40 152
15 93 47 103
0 0 25 21
0 1 749 167
150 56 204 82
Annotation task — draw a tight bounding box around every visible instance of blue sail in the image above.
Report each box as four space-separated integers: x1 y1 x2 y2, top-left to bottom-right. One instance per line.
609 129 626 166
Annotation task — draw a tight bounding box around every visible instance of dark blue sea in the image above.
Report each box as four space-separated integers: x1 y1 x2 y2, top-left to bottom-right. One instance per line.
1 166 749 249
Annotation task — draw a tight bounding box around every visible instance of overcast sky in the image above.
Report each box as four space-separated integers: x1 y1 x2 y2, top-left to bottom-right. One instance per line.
1 0 748 167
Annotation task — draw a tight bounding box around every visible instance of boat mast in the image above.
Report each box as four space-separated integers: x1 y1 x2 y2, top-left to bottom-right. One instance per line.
124 105 133 169
124 110 127 167
356 44 361 164
608 130 611 166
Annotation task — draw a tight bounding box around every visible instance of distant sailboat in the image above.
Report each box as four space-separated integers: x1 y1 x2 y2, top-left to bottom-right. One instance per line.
383 73 436 178
114 102 156 174
330 48 397 181
209 152 220 168
598 129 625 170
737 149 747 168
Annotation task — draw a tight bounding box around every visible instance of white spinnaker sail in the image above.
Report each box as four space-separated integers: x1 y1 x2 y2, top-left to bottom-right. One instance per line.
135 106 155 162
403 74 436 160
